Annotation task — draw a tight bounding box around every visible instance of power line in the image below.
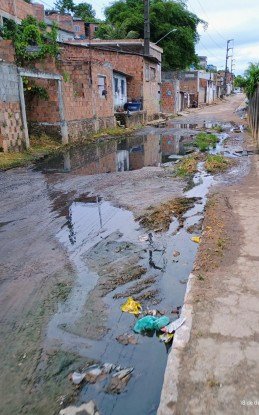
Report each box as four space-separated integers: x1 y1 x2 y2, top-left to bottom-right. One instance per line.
198 39 222 61
194 0 227 43
188 0 227 56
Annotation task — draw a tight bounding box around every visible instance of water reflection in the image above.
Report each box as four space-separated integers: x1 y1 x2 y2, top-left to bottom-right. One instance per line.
36 132 193 174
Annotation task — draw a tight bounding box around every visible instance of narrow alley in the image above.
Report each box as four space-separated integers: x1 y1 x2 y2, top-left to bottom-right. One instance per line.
1 94 257 415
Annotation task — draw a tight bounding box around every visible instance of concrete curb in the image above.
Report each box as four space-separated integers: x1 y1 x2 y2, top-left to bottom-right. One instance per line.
157 272 195 415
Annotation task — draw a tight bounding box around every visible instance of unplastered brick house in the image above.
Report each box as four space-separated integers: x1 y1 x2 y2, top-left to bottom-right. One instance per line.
25 40 163 142
0 0 163 150
161 70 218 114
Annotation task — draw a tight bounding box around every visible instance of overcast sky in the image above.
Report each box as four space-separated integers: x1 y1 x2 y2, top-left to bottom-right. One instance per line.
43 0 258 74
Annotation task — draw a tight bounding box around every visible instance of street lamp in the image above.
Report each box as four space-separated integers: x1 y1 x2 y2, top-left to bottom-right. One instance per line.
155 28 177 45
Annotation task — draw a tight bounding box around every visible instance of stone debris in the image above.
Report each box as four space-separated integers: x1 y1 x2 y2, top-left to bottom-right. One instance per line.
59 400 99 415
116 333 138 345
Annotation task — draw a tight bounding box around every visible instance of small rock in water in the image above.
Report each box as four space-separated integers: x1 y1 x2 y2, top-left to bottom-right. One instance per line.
59 400 99 415
116 333 138 346
173 250 180 257
179 278 188 284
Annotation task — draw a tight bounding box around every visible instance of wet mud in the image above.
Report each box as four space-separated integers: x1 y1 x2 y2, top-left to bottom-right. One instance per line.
0 95 250 415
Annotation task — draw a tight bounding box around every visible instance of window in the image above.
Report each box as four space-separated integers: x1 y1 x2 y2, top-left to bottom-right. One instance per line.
145 64 150 81
121 79 125 95
150 67 156 81
98 75 107 98
74 25 81 32
114 77 119 94
94 26 99 32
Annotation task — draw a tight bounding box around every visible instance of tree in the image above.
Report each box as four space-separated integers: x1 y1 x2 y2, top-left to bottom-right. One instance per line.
54 0 74 13
234 63 259 97
54 0 96 22
95 0 204 70
74 3 96 22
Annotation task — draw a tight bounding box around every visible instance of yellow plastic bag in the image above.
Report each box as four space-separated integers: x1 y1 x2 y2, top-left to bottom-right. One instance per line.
191 236 201 244
159 332 174 344
121 297 142 315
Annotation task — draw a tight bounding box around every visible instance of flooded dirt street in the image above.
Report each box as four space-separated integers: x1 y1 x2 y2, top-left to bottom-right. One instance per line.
0 94 249 415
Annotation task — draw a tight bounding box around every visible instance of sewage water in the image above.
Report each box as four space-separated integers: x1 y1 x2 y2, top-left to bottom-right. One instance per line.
36 132 197 174
44 125 246 414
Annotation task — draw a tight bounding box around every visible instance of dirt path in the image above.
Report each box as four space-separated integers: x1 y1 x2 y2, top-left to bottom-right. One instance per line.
158 97 259 414
0 94 249 415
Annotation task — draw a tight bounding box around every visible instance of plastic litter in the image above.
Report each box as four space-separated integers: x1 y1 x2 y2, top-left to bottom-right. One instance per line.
121 297 142 314
85 367 103 383
60 401 99 415
133 315 170 333
71 371 86 385
159 332 174 343
112 367 134 379
191 236 201 243
106 367 134 394
162 316 186 334
138 235 149 242
102 363 115 374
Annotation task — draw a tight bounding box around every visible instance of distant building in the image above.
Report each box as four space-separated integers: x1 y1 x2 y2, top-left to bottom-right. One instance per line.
198 56 207 69
207 64 217 72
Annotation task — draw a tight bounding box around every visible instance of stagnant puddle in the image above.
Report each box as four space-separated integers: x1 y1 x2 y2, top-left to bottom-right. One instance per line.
43 122 248 414
47 195 205 414
35 132 198 174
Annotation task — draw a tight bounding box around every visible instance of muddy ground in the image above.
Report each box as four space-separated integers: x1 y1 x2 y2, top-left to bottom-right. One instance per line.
0 94 249 415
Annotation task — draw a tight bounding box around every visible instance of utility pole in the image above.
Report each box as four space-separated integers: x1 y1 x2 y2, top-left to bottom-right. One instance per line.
231 58 235 74
144 0 150 56
224 39 234 95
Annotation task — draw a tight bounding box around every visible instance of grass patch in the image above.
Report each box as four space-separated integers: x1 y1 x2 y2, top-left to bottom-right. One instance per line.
175 155 199 177
93 125 140 139
0 126 141 171
0 134 61 170
205 154 231 173
194 132 219 152
211 125 224 133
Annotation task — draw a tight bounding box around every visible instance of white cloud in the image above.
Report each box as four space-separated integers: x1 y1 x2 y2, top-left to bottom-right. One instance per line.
188 0 259 74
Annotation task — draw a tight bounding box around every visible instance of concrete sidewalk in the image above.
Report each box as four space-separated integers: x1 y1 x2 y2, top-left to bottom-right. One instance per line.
158 147 259 414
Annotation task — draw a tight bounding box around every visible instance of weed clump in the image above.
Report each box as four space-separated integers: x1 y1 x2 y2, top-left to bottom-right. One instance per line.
137 197 199 232
212 125 224 133
205 154 231 173
194 132 218 152
175 155 199 177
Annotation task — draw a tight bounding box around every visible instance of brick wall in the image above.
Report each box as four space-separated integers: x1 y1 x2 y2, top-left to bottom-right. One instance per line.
0 0 35 21
0 40 15 63
73 20 85 38
161 81 175 113
60 44 161 115
26 55 115 141
47 13 74 33
32 3 44 21
0 62 25 152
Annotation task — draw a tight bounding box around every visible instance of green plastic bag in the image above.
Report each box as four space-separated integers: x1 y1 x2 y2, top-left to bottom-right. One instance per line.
133 316 170 333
